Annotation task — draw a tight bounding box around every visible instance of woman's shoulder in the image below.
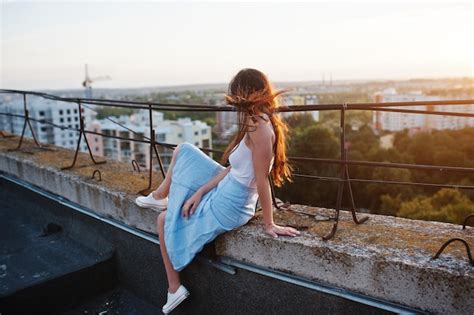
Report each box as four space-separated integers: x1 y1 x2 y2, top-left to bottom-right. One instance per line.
247 113 275 147
248 113 272 128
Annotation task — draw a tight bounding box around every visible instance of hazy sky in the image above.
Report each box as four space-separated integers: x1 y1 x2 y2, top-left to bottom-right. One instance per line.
1 1 473 90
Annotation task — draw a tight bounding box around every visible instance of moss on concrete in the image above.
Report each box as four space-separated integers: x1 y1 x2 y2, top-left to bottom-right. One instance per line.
0 134 164 195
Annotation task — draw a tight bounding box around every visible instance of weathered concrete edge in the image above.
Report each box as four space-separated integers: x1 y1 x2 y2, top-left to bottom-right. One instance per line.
1 151 472 314
0 153 158 234
215 226 472 314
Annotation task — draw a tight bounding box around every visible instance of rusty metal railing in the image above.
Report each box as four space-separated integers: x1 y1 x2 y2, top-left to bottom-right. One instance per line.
1 89 473 242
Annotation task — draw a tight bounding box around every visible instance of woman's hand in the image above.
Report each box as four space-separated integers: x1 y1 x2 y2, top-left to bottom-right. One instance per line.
264 222 301 238
182 190 203 219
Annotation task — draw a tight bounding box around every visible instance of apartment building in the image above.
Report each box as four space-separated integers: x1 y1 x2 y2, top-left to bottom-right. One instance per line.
99 110 212 171
372 88 474 131
0 95 101 153
282 94 320 122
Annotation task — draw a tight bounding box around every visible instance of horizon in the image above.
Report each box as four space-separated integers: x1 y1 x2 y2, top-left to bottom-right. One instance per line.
5 76 471 95
1 1 473 90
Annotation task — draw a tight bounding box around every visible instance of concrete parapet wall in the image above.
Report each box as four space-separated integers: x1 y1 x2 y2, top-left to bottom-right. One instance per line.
0 136 472 314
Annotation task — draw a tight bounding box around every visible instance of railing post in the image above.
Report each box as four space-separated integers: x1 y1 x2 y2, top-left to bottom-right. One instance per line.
138 103 166 195
323 103 369 240
462 214 474 229
432 238 473 265
266 173 291 211
345 157 369 225
139 128 154 195
61 100 106 170
131 159 141 172
323 105 347 240
8 93 43 151
147 102 168 180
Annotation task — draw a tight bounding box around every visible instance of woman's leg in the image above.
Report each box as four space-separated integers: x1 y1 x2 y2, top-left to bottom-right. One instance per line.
157 210 181 293
155 145 183 292
152 144 181 199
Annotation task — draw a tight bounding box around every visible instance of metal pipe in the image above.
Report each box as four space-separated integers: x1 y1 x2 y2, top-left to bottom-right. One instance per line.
1 89 473 115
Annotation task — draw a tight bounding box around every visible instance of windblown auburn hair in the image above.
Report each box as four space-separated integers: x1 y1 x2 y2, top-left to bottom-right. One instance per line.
220 68 294 188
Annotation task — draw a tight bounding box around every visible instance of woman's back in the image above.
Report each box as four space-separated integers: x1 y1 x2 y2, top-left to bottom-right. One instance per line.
228 113 275 189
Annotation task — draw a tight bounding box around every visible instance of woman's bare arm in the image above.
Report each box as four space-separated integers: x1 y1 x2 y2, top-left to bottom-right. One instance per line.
248 126 275 227
249 120 301 238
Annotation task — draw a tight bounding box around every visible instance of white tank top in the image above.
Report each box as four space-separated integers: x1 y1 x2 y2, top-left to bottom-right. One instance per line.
228 131 275 189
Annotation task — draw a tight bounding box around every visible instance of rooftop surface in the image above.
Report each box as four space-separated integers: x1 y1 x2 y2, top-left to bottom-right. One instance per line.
1 134 473 314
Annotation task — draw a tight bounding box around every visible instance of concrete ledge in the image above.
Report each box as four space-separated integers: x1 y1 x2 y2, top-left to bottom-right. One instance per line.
1 136 473 314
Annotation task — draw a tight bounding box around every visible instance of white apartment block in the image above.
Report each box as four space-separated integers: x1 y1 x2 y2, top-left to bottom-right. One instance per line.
425 103 474 130
0 95 101 154
99 110 212 171
372 88 474 131
305 95 320 122
281 95 304 120
282 94 320 122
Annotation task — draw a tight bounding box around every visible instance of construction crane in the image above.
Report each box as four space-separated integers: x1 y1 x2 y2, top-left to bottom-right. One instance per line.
82 64 111 98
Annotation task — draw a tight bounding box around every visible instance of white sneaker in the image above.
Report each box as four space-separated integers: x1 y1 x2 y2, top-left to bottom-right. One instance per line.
162 284 190 314
135 192 168 210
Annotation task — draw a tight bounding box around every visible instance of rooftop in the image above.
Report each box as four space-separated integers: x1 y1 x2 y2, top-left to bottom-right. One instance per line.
1 88 473 314
1 134 472 314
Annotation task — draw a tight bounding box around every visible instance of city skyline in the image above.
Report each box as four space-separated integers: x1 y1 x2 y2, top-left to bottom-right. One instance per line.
1 1 473 90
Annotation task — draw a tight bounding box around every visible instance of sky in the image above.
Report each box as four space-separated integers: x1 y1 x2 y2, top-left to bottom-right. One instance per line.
1 0 473 90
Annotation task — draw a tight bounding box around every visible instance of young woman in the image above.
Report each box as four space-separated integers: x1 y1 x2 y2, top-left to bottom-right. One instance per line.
135 68 301 314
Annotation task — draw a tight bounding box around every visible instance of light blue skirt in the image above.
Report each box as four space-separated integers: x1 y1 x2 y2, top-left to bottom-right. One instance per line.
164 142 259 272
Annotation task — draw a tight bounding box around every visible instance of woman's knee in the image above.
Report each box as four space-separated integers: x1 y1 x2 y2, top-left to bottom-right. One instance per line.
175 142 193 157
170 144 182 165
174 144 180 156
171 142 190 166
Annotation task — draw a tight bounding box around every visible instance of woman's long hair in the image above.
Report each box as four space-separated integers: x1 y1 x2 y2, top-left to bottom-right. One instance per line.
219 68 294 188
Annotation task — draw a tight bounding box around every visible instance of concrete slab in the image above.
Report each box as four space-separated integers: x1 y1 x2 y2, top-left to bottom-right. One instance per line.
1 135 472 314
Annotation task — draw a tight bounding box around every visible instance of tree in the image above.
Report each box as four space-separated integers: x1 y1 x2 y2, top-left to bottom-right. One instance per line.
379 194 403 216
277 125 340 207
366 167 414 211
283 112 315 131
397 188 474 225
